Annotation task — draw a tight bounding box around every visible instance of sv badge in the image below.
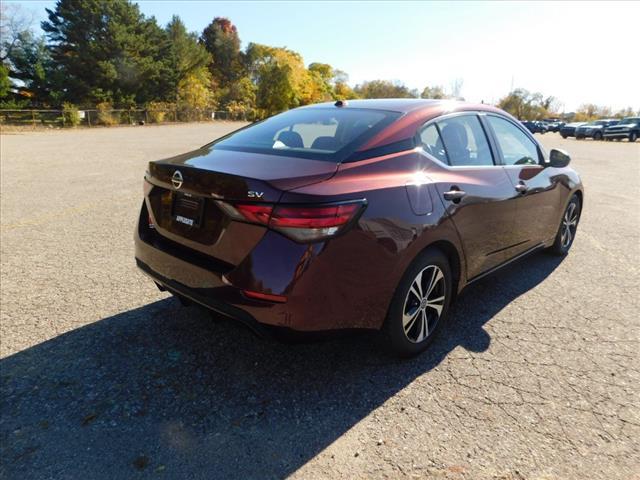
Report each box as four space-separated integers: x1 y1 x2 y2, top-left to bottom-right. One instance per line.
247 191 264 199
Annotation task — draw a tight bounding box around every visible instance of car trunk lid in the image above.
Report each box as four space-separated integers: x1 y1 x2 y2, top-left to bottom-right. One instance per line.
143 146 338 265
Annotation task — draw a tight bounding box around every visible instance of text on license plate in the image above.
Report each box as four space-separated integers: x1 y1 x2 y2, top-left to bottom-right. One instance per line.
175 215 195 226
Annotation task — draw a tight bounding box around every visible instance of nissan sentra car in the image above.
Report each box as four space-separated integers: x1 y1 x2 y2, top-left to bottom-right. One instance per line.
135 99 583 356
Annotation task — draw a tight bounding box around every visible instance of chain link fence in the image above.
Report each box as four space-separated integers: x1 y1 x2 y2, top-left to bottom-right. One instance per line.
0 108 248 129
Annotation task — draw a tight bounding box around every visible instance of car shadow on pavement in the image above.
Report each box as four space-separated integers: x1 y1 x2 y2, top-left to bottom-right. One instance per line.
1 252 563 479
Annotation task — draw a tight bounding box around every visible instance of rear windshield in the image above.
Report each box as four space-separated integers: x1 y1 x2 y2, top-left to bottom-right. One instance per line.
209 108 401 162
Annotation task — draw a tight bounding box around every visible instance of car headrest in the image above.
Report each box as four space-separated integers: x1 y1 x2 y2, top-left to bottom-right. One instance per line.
441 123 469 151
311 136 339 151
276 131 304 148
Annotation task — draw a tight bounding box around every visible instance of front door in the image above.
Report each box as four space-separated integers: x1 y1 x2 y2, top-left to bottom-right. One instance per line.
483 114 563 250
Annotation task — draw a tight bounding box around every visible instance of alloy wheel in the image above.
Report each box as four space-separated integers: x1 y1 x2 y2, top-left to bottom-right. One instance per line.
561 202 579 248
402 265 446 343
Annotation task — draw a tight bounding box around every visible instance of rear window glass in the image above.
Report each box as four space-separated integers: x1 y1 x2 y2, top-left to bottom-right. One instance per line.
210 108 400 162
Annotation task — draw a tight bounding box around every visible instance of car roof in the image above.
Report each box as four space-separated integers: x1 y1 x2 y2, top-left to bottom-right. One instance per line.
305 98 458 113
302 99 512 152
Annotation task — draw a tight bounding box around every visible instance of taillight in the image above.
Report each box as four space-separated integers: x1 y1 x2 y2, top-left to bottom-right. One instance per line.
216 200 366 242
234 204 273 224
270 203 362 242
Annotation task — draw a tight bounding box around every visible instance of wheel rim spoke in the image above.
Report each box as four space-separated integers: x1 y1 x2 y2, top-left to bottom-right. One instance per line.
560 202 579 248
418 310 428 342
426 295 444 316
401 265 446 344
413 270 423 298
403 306 420 330
409 284 421 302
426 268 443 298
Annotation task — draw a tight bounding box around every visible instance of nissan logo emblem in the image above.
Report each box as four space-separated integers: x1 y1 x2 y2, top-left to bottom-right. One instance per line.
171 170 183 189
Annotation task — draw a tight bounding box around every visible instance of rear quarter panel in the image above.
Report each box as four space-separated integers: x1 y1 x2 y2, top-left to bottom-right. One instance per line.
276 151 465 330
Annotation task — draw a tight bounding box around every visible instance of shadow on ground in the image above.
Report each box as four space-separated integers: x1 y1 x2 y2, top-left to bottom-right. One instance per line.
1 252 563 479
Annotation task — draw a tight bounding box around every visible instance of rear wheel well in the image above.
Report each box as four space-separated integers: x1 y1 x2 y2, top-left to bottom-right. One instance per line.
420 241 462 300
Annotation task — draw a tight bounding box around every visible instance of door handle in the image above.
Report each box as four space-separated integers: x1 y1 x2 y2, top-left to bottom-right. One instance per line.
515 182 528 194
443 189 467 202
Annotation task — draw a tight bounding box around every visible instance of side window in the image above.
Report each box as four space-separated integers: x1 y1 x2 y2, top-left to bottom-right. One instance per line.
419 124 448 164
487 116 540 166
436 115 494 166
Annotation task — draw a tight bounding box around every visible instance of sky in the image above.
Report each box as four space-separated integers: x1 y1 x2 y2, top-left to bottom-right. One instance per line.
6 0 640 112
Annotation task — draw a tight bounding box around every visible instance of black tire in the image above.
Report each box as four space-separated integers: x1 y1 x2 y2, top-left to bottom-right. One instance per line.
382 249 453 357
629 132 638 143
548 194 581 256
561 134 567 139
594 131 603 141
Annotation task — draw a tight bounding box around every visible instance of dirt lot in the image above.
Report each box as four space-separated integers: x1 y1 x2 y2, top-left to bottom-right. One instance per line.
1 123 639 479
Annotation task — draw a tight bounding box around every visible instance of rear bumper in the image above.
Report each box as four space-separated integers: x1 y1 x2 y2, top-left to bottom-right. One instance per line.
134 223 301 331
134 203 397 332
136 257 270 336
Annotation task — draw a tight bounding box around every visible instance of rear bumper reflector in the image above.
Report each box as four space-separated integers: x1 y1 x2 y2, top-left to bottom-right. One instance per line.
242 290 288 303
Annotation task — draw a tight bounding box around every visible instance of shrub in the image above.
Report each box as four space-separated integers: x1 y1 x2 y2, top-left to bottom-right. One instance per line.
96 102 118 126
146 101 172 123
62 102 81 127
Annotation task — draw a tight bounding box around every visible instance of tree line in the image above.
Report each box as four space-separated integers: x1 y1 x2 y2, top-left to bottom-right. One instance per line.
497 88 638 122
1 1 637 122
0 0 446 120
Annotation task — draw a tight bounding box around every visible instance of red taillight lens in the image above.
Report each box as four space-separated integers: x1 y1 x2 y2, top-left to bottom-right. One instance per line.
270 204 359 228
215 201 272 224
217 200 366 242
234 204 273 224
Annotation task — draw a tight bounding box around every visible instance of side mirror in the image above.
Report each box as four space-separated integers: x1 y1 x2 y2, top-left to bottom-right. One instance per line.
549 148 571 168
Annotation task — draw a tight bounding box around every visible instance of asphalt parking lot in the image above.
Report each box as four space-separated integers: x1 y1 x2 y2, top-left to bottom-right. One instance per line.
1 123 639 479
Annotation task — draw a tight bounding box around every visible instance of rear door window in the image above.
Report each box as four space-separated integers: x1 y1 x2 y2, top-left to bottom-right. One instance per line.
419 124 448 164
435 115 494 166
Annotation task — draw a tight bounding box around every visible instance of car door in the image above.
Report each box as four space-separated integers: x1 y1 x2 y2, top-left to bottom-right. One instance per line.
483 114 564 251
419 113 520 280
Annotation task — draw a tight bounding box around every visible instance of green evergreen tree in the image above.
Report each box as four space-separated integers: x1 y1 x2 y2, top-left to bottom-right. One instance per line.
201 17 243 88
4 30 61 105
0 63 10 99
165 15 211 101
42 0 172 106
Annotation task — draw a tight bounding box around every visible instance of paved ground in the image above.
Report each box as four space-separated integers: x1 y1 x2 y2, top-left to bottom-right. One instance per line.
1 123 638 480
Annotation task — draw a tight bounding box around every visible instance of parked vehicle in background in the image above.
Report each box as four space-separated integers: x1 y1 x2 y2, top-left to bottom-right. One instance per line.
560 122 587 139
603 117 640 142
546 121 565 133
135 99 584 356
575 119 619 140
521 120 548 134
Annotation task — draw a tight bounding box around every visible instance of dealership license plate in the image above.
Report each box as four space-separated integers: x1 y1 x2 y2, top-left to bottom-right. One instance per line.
172 192 204 227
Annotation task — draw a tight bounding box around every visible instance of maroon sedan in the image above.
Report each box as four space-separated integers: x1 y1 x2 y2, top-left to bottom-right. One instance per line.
135 99 583 356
